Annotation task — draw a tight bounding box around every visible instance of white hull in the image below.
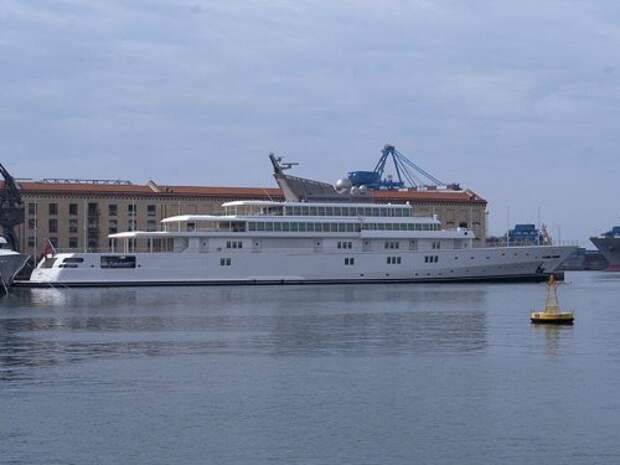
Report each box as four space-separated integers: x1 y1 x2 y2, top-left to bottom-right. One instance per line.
0 252 29 290
27 245 575 287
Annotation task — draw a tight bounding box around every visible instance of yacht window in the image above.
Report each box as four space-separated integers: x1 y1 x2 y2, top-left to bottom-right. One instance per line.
299 222 306 232
378 223 385 230
387 257 392 264
265 222 274 232
407 224 414 231
323 223 330 232
355 224 361 232
372 208 379 217
282 222 290 232
309 207 318 215
318 207 326 216
380 208 387 217
337 223 345 232
333 207 341 216
364 207 372 216
101 256 136 269
329 223 337 232
257 222 265 231
302 206 309 216
355 207 363 216
326 207 333 216
292 206 300 216
290 222 299 232
307 223 315 232
385 223 393 231
63 257 84 264
274 222 282 232
249 222 256 232
285 207 293 216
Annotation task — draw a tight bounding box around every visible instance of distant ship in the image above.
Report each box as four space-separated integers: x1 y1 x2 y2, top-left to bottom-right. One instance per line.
590 226 620 271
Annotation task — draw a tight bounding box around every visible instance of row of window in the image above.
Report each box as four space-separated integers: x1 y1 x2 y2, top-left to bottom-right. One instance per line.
220 258 232 266
28 203 158 217
362 223 440 231
226 241 243 249
387 256 402 265
337 241 353 249
249 222 362 233
385 241 399 249
344 257 355 266
246 222 440 233
279 205 412 218
425 255 439 263
28 218 157 233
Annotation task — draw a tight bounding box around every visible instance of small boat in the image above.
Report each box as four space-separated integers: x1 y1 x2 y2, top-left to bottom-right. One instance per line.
531 275 574 324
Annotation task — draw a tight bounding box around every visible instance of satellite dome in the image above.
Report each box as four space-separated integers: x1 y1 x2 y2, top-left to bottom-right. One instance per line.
358 185 368 194
336 178 352 190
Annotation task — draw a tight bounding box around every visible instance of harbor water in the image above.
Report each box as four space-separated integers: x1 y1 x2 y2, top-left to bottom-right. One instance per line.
2 272 620 465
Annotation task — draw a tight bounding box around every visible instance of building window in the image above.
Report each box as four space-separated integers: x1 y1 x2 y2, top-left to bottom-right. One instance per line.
28 237 35 247
108 220 118 234
49 203 58 215
109 204 117 216
28 203 36 216
28 218 37 230
147 205 156 217
69 237 78 249
87 203 98 216
128 204 136 216
147 220 157 232
49 237 58 248
49 219 58 233
88 239 98 250
69 203 78 216
68 218 78 233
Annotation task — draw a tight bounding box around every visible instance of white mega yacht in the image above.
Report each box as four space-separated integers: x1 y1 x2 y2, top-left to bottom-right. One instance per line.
28 200 576 287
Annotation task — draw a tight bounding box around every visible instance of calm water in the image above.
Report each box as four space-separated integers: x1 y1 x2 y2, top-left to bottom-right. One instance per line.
1 272 620 465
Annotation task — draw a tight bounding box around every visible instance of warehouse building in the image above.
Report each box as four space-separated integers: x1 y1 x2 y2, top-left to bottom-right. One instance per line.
6 178 487 257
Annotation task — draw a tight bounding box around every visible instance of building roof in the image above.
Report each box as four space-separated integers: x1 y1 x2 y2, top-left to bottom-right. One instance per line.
2 180 485 204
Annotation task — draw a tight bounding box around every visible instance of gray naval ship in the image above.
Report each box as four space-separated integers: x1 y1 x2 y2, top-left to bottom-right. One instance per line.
591 226 620 271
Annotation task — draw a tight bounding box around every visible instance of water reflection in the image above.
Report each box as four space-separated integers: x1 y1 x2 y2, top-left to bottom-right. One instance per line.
531 324 574 357
1 285 489 380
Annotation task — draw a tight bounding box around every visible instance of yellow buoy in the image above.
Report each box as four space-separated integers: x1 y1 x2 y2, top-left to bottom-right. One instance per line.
531 275 574 325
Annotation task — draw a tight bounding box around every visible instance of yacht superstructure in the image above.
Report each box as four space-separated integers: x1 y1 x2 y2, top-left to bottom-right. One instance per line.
28 200 576 286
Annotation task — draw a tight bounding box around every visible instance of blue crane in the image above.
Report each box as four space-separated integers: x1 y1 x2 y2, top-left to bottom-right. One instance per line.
337 145 452 192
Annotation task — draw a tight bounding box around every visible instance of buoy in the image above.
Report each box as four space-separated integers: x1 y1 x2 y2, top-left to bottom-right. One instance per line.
531 275 574 325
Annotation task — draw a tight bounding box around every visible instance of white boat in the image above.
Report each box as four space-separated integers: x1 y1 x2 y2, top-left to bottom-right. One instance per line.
27 200 577 287
0 236 29 294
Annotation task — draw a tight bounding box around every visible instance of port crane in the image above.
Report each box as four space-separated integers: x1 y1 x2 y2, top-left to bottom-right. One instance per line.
0 163 25 251
337 144 458 192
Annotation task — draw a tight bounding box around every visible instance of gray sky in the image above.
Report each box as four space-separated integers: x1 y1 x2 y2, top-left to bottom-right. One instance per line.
1 0 619 244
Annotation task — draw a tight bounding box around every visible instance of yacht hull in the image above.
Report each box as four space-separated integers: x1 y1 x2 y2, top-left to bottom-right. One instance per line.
24 245 576 287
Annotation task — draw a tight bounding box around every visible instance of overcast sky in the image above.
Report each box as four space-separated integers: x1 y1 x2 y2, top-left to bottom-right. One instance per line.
1 0 619 244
